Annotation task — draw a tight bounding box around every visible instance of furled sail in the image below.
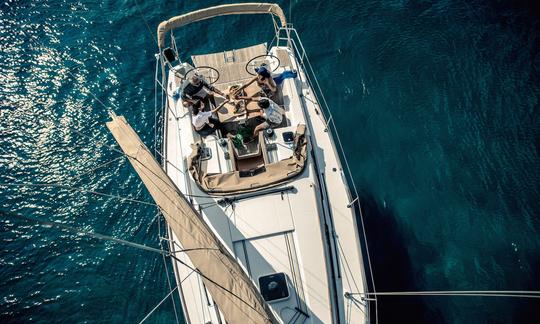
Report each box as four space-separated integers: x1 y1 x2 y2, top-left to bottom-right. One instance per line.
106 113 278 324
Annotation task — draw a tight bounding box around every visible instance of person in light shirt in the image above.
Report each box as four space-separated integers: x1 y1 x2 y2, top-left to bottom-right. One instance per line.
182 95 228 134
251 97 284 136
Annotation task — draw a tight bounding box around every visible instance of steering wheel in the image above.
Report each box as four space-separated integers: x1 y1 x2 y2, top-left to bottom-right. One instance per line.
245 54 281 76
184 66 220 85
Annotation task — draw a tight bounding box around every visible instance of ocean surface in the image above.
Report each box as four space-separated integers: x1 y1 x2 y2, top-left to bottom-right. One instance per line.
1 0 539 323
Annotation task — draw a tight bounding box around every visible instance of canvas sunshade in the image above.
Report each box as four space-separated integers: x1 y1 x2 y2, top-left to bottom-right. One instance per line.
189 124 307 195
157 3 287 48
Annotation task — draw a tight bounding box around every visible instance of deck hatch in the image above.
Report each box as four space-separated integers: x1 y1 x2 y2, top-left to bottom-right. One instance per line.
258 272 289 303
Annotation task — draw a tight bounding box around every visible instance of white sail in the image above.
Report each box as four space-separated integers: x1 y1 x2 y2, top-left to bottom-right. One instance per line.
106 113 278 324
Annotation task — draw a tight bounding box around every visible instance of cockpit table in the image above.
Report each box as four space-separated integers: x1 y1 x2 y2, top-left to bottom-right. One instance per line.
216 82 263 123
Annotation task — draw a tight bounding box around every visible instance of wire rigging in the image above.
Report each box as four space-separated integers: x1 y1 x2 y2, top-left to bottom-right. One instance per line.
284 24 380 321
132 0 159 46
157 212 181 324
54 155 126 185
346 291 540 299
138 286 179 324
2 211 272 322
0 182 156 206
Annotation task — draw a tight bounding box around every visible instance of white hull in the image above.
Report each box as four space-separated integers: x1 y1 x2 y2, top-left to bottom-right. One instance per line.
162 43 370 323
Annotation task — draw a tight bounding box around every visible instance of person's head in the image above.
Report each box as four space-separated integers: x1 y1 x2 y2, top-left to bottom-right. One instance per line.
190 74 202 86
258 98 270 109
255 65 271 79
191 102 200 115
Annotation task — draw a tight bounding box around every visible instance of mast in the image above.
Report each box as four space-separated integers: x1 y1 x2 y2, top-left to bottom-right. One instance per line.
106 113 278 324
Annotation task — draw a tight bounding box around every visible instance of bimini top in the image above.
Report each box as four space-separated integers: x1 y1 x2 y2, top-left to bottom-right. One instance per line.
157 3 287 48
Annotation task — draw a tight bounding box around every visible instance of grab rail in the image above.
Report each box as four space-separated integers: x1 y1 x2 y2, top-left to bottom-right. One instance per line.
276 25 379 323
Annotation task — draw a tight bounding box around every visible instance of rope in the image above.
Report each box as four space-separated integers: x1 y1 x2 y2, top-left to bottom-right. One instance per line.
2 211 167 255
55 156 126 185
153 53 180 323
18 23 182 324
12 104 128 157
138 286 179 324
1 211 214 255
167 254 272 322
154 51 160 158
18 10 247 323
0 211 272 322
157 214 181 324
20 27 120 112
132 0 159 47
18 16 184 181
0 182 156 206
289 0 293 23
336 236 360 293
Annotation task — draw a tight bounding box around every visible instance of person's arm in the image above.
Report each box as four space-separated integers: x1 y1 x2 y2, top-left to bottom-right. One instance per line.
212 86 226 97
236 95 259 100
253 123 265 136
210 99 229 113
265 77 277 93
203 81 225 97
232 76 258 97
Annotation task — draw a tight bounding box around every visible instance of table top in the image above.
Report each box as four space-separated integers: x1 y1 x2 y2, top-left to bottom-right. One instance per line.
216 82 263 123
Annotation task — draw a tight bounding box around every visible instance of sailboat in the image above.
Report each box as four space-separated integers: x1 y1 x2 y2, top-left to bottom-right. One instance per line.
107 3 373 323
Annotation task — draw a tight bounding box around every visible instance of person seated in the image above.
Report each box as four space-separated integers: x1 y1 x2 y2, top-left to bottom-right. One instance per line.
248 97 284 136
233 65 277 99
182 74 225 106
181 93 200 111
185 96 229 135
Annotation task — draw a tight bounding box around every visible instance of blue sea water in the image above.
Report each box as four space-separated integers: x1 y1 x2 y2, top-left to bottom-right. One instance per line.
1 0 539 323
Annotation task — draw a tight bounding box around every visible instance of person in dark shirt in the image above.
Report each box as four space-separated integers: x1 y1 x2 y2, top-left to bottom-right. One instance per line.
182 74 225 106
232 65 277 99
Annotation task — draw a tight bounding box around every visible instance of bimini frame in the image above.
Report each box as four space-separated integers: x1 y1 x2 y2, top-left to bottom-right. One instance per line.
157 3 286 49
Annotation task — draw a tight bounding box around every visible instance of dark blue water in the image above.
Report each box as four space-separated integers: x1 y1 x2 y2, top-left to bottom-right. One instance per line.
1 1 539 323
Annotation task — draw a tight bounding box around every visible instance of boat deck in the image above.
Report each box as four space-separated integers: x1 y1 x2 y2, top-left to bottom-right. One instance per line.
164 44 368 324
192 43 267 88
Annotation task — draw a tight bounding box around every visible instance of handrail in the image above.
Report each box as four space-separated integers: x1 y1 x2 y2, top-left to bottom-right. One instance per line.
157 3 286 48
277 25 379 323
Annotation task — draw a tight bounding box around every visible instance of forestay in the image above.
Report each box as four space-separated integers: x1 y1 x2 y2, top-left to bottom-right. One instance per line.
106 113 278 324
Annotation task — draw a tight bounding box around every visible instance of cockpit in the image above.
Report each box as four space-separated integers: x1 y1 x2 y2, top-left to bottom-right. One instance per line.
165 43 308 195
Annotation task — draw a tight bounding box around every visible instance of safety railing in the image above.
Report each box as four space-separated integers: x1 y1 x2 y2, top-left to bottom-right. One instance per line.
275 25 379 323
154 22 379 323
